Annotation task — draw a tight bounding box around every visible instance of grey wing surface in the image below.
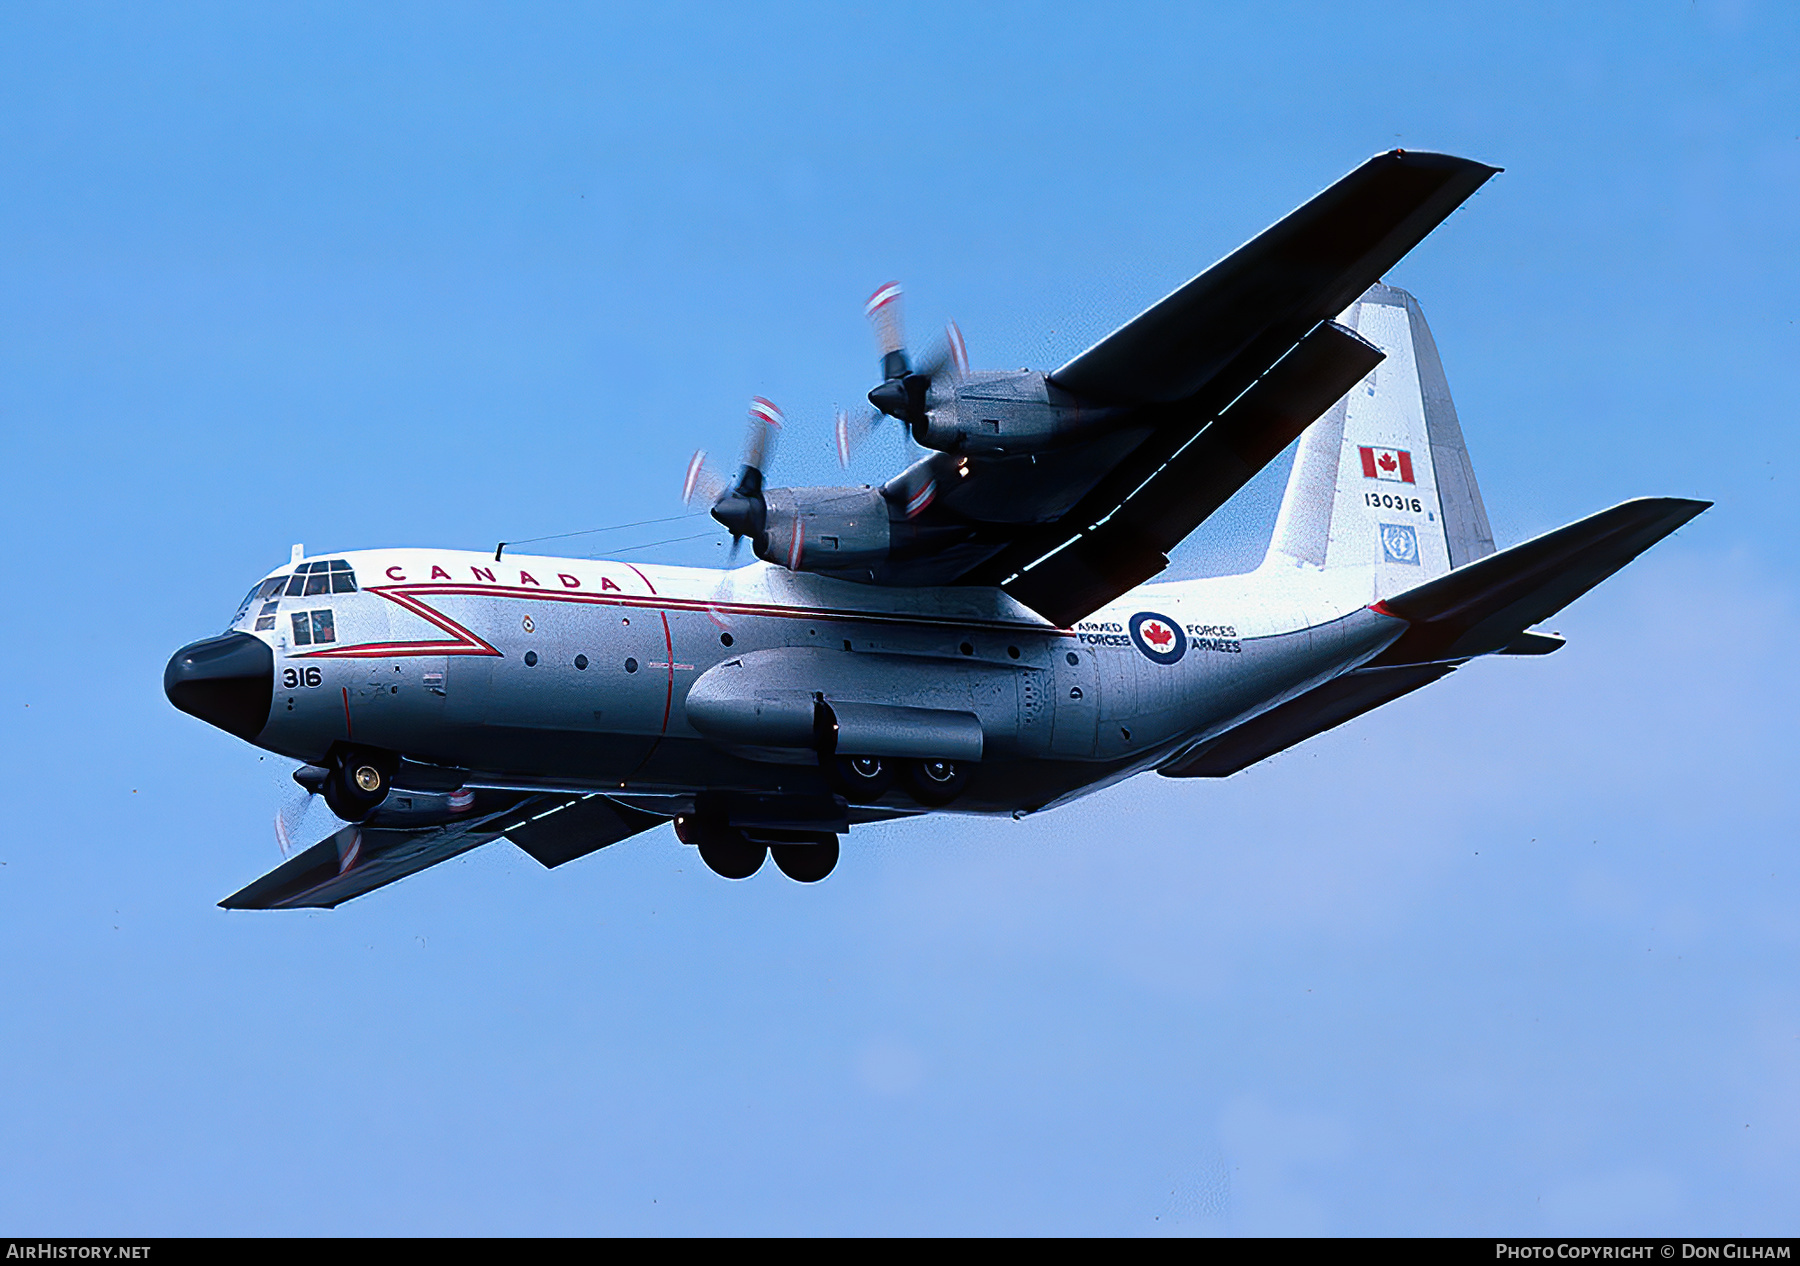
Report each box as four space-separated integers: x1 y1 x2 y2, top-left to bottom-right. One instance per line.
1050 150 1499 405
221 793 666 910
880 150 1498 619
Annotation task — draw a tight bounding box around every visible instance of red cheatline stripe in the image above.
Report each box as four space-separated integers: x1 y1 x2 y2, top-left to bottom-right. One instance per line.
341 687 353 738
293 579 1072 661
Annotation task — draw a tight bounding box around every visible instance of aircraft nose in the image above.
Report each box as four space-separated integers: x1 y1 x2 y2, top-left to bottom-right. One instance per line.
164 632 275 740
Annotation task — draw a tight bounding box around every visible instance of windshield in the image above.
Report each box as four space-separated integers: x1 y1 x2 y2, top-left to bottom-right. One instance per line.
283 559 358 596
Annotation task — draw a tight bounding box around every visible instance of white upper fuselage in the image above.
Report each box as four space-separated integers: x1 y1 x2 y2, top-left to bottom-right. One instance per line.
224 545 1406 817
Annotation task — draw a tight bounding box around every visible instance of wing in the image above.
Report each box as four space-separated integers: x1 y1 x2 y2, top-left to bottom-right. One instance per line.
989 318 1384 623
220 793 665 910
867 151 1497 617
1051 150 1499 405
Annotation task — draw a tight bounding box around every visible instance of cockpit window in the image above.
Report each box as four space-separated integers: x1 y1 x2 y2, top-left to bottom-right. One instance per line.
286 559 357 596
229 585 259 627
257 577 288 601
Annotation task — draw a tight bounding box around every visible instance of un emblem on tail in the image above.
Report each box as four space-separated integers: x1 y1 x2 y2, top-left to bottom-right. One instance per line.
1380 522 1420 565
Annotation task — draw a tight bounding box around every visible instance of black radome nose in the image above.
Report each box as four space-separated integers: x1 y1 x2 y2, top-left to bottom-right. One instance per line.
164 632 274 740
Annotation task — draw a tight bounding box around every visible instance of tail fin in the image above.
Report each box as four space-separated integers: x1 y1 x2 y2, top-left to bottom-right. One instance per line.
1264 284 1495 594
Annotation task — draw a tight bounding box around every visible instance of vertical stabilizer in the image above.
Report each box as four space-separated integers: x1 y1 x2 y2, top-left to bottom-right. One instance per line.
1264 284 1494 594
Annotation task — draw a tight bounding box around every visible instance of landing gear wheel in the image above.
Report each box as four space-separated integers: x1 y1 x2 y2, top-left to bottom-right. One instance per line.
698 835 767 880
906 758 967 806
832 754 893 802
322 748 393 822
771 836 839 883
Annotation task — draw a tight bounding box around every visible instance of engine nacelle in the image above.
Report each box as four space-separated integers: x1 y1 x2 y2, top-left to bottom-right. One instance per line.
758 485 891 572
915 370 1122 456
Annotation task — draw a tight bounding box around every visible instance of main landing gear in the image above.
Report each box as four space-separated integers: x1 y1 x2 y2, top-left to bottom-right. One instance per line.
830 755 967 807
674 814 840 883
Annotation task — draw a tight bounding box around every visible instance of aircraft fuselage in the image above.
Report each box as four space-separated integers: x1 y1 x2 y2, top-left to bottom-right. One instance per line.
176 546 1404 821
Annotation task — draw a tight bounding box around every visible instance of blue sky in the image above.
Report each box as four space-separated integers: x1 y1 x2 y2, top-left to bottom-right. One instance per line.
2 2 1796 1235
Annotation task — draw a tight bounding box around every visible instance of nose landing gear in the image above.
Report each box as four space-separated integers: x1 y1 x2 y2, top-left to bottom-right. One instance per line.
321 747 397 822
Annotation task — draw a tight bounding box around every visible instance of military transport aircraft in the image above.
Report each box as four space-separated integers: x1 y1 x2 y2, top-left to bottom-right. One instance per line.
165 150 1707 908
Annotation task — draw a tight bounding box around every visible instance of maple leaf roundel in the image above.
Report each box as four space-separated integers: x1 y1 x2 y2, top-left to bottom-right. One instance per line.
1129 612 1187 665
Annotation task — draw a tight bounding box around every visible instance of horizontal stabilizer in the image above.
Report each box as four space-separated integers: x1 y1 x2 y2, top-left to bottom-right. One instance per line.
1160 663 1455 778
1052 150 1498 405
1370 497 1710 666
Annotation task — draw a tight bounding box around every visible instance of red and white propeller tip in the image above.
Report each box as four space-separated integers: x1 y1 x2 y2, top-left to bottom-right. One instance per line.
683 397 786 506
946 320 969 378
865 281 905 356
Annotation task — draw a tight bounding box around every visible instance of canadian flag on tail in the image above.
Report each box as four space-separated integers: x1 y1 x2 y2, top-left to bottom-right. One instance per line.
1359 446 1416 484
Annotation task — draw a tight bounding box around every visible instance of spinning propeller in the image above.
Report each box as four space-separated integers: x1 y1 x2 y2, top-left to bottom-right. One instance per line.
276 764 329 855
837 281 968 466
683 396 785 564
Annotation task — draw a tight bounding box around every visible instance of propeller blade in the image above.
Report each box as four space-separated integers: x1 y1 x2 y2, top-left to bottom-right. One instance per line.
706 539 745 630
834 405 887 467
275 784 316 857
865 281 905 357
946 321 969 378
743 397 783 476
682 450 731 506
